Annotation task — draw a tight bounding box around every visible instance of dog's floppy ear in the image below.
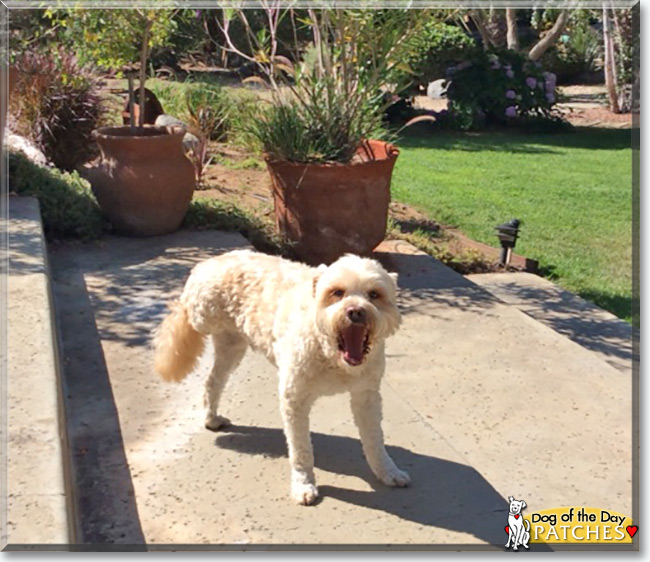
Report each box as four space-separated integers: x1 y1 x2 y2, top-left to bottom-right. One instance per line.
313 263 328 296
521 500 527 509
388 272 399 287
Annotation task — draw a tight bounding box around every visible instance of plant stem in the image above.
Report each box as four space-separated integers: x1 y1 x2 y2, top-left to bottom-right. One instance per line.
138 12 152 128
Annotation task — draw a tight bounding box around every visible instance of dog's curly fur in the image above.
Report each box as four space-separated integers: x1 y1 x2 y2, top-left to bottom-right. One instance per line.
153 249 409 505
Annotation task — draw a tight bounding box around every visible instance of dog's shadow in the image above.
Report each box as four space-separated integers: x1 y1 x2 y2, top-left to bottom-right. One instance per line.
215 425 539 548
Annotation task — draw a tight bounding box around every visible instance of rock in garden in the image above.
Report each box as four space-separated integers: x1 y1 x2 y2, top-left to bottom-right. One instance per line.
155 114 189 131
6 132 49 167
154 115 200 153
427 79 449 99
182 132 200 153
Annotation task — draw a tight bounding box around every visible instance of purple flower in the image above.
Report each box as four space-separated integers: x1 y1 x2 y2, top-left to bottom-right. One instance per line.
506 89 516 99
544 72 557 94
545 71 557 84
525 77 537 89
505 106 517 118
506 69 515 79
546 92 556 104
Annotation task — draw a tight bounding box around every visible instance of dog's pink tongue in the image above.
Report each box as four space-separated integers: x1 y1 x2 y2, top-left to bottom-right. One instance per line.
341 324 366 366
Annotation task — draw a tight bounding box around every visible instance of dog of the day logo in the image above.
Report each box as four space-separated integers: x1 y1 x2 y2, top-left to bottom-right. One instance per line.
503 497 637 548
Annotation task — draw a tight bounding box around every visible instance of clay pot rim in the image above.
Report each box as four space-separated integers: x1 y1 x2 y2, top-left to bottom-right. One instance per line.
93 125 185 140
264 139 399 168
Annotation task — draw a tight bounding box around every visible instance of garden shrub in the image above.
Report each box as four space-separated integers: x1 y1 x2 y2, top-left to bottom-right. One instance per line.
401 21 479 90
444 48 565 130
185 83 231 141
147 79 235 141
226 89 267 147
540 25 603 84
146 79 189 121
9 49 106 171
7 150 109 240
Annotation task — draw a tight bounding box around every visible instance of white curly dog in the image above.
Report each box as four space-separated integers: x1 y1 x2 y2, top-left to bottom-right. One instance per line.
153 249 410 505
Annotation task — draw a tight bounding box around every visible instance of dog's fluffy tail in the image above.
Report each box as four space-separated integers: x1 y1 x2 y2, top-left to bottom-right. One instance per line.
154 301 205 383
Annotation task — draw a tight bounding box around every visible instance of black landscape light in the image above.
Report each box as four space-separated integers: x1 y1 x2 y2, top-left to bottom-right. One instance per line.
495 219 521 266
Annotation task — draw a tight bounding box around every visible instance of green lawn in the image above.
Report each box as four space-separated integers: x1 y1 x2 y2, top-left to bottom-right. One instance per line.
391 127 636 322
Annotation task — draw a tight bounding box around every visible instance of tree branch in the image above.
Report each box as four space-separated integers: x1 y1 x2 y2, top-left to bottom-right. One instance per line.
528 10 569 61
506 8 519 50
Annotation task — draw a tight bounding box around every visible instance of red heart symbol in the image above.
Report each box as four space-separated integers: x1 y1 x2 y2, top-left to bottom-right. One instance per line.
627 525 638 538
505 525 510 534
515 515 520 519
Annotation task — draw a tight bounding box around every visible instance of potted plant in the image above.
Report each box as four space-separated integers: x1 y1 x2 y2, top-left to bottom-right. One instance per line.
66 9 195 236
218 7 433 263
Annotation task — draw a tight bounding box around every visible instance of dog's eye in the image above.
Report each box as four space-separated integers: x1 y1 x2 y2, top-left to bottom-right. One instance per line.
368 290 380 300
332 289 345 298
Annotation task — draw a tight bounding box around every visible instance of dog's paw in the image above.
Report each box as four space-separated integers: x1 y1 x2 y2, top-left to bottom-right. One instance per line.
379 467 411 487
291 483 319 506
205 413 231 432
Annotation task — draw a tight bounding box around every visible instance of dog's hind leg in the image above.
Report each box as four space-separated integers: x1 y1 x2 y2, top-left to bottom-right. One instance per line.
204 331 247 431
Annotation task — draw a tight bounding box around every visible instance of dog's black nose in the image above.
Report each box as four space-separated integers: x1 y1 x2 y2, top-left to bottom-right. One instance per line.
346 307 366 324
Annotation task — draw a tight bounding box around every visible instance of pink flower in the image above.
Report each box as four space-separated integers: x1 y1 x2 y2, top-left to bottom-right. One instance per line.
506 89 516 99
505 106 517 118
525 77 537 89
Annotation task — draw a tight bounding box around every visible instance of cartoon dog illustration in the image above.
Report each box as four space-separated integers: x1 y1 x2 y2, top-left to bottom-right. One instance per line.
505 496 530 550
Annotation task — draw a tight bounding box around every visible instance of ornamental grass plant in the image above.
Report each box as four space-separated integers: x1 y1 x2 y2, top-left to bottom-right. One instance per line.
219 6 435 164
9 49 106 171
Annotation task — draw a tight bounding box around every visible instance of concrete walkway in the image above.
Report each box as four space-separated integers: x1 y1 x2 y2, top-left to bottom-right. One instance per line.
467 272 635 375
45 230 634 549
5 197 71 548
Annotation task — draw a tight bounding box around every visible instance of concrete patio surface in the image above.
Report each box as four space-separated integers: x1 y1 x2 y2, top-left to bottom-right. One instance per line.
41 226 634 549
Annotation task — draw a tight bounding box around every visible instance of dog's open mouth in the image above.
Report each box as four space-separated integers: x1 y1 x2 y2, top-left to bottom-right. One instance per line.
337 324 370 366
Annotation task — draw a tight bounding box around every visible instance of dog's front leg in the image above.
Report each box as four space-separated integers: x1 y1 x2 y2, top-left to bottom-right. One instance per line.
350 389 410 487
279 382 318 506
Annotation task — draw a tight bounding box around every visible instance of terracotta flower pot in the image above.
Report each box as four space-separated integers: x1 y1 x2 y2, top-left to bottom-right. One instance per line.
265 139 399 264
89 126 195 236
